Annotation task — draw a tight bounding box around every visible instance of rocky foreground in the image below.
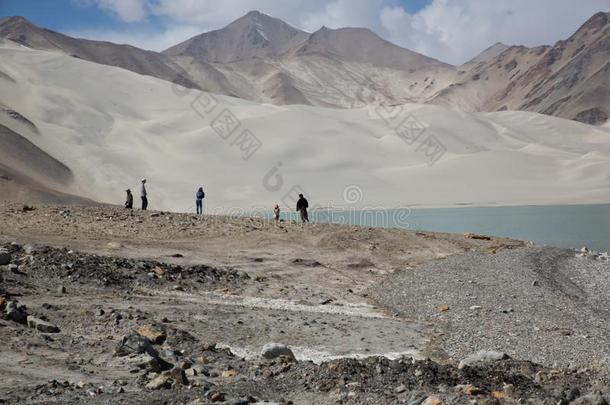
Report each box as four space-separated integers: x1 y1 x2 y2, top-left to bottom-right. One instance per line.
0 204 609 404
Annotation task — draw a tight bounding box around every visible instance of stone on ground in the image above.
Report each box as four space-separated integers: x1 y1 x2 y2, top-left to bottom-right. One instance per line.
136 324 167 344
5 301 27 324
261 343 296 361
458 350 510 369
0 249 11 265
27 316 60 333
115 332 157 357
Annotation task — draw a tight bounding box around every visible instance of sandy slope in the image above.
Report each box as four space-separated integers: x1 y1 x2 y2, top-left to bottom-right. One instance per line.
1 41 610 212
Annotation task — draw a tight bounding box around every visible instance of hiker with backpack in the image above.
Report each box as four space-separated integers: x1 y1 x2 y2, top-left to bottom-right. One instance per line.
196 187 205 215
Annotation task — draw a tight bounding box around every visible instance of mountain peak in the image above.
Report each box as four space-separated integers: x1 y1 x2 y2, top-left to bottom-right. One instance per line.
244 10 265 18
163 11 308 62
0 16 34 28
466 42 510 64
295 24 449 70
581 11 609 30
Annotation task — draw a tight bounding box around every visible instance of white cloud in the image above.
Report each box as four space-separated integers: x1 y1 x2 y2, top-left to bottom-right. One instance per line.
380 0 610 64
66 25 203 51
76 0 149 22
70 0 610 63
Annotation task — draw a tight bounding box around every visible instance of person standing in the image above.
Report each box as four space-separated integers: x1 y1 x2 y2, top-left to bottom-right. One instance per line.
140 178 148 210
124 189 133 209
196 187 205 215
296 194 309 223
273 204 281 222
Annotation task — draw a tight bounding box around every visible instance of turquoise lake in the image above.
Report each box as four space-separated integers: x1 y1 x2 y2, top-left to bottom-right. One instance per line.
278 204 610 252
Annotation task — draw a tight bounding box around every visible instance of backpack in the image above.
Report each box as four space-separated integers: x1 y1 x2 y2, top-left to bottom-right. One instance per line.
197 190 205 199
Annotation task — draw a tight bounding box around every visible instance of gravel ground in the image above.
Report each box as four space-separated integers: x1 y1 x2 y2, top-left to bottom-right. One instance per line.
372 246 610 368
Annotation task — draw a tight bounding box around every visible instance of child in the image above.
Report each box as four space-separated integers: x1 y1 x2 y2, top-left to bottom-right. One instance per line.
124 189 133 209
273 204 281 221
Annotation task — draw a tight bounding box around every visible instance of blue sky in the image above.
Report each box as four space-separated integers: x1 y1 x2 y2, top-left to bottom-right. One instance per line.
0 0 430 32
1 0 608 64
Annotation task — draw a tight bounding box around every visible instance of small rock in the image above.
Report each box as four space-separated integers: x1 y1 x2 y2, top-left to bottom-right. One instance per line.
166 367 189 385
57 285 66 294
145 374 171 390
5 301 27 324
27 316 60 333
152 266 165 277
209 392 224 402
469 305 482 311
395 384 407 393
114 332 157 357
221 369 238 378
437 304 450 312
136 324 166 344
0 249 11 266
261 343 296 361
422 395 442 405
458 350 510 369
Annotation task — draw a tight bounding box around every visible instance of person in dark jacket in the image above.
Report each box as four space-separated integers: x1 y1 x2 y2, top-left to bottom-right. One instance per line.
124 189 133 209
296 194 309 223
196 187 205 215
140 178 148 210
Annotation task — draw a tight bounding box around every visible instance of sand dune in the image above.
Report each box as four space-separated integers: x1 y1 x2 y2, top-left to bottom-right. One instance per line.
1 41 609 212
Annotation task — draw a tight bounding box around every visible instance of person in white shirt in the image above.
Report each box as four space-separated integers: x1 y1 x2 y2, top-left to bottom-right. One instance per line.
140 178 148 210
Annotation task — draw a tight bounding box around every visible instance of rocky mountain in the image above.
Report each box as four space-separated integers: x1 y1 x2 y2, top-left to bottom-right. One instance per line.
0 16 198 89
164 10 309 63
434 12 610 125
164 11 454 107
289 26 447 71
0 11 608 124
465 42 510 65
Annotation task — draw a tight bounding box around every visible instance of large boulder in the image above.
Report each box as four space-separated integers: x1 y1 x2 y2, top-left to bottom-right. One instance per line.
27 316 60 333
261 343 296 361
458 350 510 369
115 332 157 357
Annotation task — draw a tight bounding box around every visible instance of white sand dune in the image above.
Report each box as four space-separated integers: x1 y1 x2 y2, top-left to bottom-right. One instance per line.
1 41 610 212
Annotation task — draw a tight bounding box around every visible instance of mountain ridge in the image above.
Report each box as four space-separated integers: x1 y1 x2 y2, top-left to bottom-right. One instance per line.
0 11 608 124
